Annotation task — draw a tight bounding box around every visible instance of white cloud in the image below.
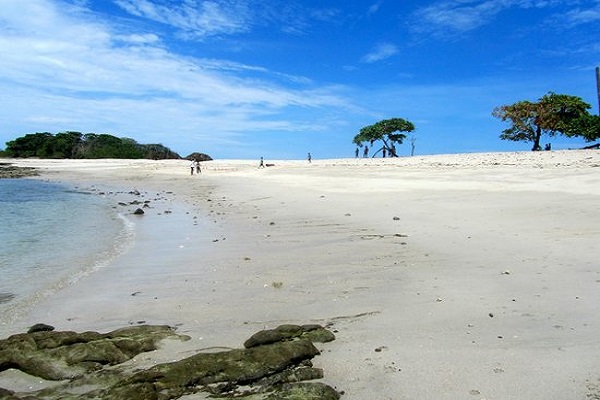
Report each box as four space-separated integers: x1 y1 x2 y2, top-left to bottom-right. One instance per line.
361 43 399 63
563 3 600 26
368 2 383 15
113 0 253 39
410 0 567 36
0 0 359 155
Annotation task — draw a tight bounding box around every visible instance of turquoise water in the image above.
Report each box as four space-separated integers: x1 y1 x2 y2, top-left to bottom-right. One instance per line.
0 179 133 325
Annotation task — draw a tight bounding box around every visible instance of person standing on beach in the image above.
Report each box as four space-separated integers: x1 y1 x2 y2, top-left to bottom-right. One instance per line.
355 148 359 158
259 157 265 168
190 161 195 175
307 152 312 163
363 146 369 158
195 160 201 174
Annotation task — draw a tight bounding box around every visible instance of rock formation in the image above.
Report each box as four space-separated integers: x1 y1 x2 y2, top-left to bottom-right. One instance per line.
0 324 340 399
0 163 38 179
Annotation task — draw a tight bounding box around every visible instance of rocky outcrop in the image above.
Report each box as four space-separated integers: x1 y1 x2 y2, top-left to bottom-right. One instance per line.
185 152 213 162
0 324 340 400
0 325 183 381
0 163 38 178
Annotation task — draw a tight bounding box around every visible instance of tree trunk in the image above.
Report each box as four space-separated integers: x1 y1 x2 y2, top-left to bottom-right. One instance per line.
532 127 542 151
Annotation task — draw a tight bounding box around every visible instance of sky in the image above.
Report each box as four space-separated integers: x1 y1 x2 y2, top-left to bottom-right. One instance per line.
1 0 599 159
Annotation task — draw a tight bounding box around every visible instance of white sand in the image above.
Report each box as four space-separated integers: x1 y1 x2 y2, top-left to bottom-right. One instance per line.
2 151 600 399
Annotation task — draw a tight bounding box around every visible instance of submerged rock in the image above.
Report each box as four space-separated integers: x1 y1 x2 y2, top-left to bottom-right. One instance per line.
0 163 38 179
0 324 340 400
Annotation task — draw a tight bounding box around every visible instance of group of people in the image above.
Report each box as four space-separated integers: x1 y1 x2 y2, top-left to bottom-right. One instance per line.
189 160 201 175
355 144 396 158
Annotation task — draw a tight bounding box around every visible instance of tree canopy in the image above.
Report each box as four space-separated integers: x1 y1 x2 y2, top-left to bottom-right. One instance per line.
492 92 597 151
353 118 415 157
4 131 181 159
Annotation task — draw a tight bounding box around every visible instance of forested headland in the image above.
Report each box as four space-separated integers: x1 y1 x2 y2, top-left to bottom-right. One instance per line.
0 131 202 160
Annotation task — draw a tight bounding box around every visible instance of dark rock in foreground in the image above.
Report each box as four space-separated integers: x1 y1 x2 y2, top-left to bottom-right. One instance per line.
0 324 340 400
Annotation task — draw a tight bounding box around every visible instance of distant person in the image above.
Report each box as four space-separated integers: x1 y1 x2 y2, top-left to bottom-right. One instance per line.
307 152 312 163
382 148 386 158
195 160 201 174
259 157 265 168
545 143 552 151
363 146 369 158
190 161 195 175
355 148 359 158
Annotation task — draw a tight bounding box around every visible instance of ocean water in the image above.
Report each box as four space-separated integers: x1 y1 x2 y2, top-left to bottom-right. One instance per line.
0 178 133 327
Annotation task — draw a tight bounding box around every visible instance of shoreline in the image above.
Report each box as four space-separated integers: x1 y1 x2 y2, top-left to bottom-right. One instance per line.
2 151 600 399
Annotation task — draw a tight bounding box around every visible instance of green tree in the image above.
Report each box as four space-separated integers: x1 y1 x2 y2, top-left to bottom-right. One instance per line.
5 132 54 157
54 131 83 158
353 118 415 157
564 114 600 142
4 132 182 159
492 92 592 151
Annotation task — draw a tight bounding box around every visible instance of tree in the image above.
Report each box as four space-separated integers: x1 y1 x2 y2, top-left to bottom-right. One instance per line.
5 132 54 157
564 114 600 142
492 92 592 151
353 118 415 157
4 132 182 159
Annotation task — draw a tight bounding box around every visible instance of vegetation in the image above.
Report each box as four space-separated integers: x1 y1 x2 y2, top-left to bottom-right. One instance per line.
353 118 415 157
492 92 599 151
3 131 181 159
564 114 600 143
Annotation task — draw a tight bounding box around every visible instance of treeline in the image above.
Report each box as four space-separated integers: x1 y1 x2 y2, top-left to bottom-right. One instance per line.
2 132 181 159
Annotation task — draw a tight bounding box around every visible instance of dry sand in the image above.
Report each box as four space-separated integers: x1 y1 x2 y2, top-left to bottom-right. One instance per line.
2 150 600 399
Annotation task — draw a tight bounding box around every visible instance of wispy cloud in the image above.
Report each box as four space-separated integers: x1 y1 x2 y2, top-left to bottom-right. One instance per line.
368 1 383 15
0 0 358 155
410 0 565 37
114 0 253 39
361 43 399 63
562 3 600 26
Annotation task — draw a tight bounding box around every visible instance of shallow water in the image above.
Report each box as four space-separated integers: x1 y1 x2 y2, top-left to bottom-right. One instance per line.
0 179 133 328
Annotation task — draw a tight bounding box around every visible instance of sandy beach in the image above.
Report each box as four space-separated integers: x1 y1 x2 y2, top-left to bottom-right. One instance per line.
2 150 600 399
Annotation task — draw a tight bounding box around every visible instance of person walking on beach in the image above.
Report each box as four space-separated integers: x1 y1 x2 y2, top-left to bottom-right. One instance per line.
195 160 201 174
363 145 369 158
190 161 195 175
355 148 359 158
259 157 265 168
307 152 312 163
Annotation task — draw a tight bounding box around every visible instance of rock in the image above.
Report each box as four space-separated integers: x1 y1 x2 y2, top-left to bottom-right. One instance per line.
264 382 341 399
27 323 55 333
0 324 339 400
0 388 20 399
0 325 185 380
185 152 213 162
0 293 15 304
102 339 321 399
244 324 335 348
0 163 38 179
133 208 144 215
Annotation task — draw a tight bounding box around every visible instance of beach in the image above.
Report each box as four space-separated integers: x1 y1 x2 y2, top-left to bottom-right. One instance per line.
2 150 600 399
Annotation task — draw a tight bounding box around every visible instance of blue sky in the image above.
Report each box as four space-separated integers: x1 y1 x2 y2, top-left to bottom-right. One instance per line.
1 0 599 159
